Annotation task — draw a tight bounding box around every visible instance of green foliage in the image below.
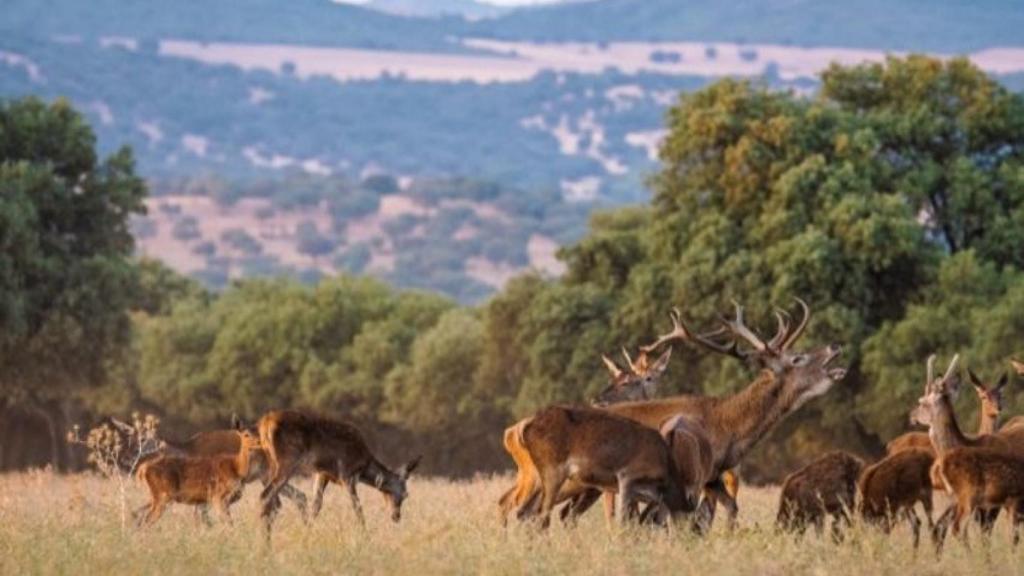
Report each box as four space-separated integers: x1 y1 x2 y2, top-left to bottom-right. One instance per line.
0 97 146 403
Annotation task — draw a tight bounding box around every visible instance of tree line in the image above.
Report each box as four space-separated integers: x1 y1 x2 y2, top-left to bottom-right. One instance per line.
2 55 1023 480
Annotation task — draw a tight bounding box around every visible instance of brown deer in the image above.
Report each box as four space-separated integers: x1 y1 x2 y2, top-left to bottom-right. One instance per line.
109 415 311 522
545 299 847 528
257 410 421 532
857 447 935 548
933 447 1024 547
887 367 1007 455
911 355 1022 544
134 423 263 527
497 346 672 525
776 451 864 540
522 405 690 529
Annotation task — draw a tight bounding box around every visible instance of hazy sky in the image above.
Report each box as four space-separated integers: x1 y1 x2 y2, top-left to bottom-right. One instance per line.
337 0 566 5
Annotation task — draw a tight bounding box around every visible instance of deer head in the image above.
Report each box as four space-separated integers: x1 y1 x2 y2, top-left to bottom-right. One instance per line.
592 347 673 406
642 298 845 407
968 369 1007 424
376 455 422 522
910 354 961 428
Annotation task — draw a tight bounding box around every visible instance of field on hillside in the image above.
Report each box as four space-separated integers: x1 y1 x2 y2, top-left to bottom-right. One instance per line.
1 471 1022 575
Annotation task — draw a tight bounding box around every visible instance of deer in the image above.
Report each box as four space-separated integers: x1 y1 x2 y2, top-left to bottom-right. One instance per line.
911 355 1024 546
497 346 673 525
522 405 691 529
257 410 421 534
106 415 311 523
933 447 1024 547
887 367 1007 455
134 421 263 528
857 447 935 548
776 451 864 540
543 299 847 529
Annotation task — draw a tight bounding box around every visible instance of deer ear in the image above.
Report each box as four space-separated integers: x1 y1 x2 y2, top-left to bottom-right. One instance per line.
968 369 985 392
231 413 244 431
401 455 422 479
996 372 1009 392
375 475 386 489
649 347 673 376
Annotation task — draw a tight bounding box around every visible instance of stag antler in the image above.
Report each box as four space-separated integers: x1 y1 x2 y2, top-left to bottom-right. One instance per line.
720 300 769 353
639 307 744 360
781 298 810 351
926 354 937 392
602 355 624 379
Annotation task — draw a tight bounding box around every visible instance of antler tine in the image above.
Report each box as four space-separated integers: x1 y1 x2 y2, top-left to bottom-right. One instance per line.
720 300 769 353
621 347 638 373
601 354 624 379
639 307 692 353
926 354 936 391
767 308 791 351
943 353 960 382
781 297 811 350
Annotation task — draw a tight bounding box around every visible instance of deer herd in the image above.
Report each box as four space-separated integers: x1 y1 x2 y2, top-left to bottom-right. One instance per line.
96 298 1024 551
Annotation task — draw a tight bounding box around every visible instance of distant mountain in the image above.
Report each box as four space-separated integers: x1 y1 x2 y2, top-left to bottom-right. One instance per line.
366 0 508 19
1 0 466 51
474 0 1024 52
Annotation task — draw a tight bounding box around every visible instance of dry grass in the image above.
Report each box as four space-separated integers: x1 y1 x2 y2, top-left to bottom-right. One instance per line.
1 470 1022 575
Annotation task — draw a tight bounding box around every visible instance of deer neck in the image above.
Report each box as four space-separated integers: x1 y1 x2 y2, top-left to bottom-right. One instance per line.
977 411 998 435
362 459 397 493
234 444 253 478
929 396 970 454
711 370 789 468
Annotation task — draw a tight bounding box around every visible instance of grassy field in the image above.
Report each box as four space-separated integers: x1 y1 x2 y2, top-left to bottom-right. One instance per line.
1 470 1022 575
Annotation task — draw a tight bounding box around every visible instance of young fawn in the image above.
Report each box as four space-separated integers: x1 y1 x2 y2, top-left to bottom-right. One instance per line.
134 424 262 528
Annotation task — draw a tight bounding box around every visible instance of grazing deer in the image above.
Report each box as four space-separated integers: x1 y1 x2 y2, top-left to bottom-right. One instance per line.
258 410 421 531
776 451 864 540
857 447 935 548
933 447 1024 547
887 367 1007 455
522 405 690 529
549 299 847 529
497 346 673 525
134 423 263 527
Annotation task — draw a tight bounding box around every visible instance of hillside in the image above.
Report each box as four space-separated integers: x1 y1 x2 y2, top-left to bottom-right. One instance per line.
1 0 465 51
475 0 1024 52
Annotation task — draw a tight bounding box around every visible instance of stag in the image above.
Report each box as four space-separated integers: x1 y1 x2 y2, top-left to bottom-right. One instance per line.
258 410 421 533
542 299 846 528
497 346 673 525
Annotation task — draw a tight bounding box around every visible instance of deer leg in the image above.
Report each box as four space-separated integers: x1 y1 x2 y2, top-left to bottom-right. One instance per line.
1010 502 1023 547
344 476 365 527
277 482 309 522
260 457 304 521
616 476 637 526
140 496 169 528
214 494 233 526
311 473 329 520
903 508 922 549
975 507 999 537
932 503 955 552
537 469 566 530
951 500 971 550
560 489 599 526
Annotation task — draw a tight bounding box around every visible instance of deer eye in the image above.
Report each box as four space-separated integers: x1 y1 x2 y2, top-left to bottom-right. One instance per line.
791 354 809 367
